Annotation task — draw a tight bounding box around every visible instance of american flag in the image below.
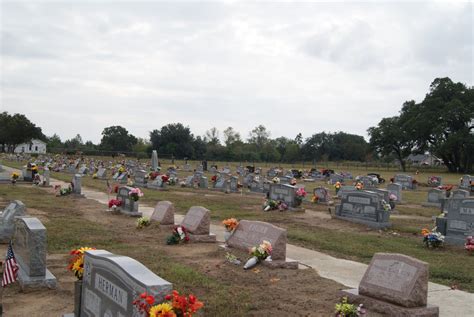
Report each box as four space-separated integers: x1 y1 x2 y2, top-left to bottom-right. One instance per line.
2 241 18 287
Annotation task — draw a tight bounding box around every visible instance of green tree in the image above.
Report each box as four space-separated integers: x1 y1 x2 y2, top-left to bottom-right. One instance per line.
100 126 138 152
223 127 241 146
46 134 63 150
0 112 44 152
399 78 474 172
204 127 220 145
64 134 84 150
367 115 416 172
248 125 270 148
149 123 195 158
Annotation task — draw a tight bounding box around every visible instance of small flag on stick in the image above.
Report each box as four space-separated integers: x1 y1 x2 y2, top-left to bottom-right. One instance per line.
2 241 18 287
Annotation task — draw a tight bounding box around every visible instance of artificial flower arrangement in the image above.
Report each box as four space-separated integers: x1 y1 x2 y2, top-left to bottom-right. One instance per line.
149 171 160 180
334 181 342 194
11 172 19 184
421 227 445 248
108 199 122 209
222 218 239 231
311 194 319 203
68 247 96 280
290 178 297 186
58 183 73 196
355 182 363 190
31 165 39 172
166 225 190 245
465 236 474 255
272 177 280 184
381 199 391 212
92 173 98 179
129 187 144 202
133 290 204 317
161 175 169 183
137 217 151 229
211 175 217 183
118 166 125 174
244 240 272 269
295 187 307 205
335 297 366 317
263 199 288 211
114 184 119 193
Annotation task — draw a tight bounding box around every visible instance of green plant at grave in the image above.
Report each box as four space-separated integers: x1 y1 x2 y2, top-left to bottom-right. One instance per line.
334 297 366 316
136 217 151 229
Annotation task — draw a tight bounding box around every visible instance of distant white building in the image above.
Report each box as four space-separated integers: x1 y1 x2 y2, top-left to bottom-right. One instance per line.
407 154 442 166
14 139 47 154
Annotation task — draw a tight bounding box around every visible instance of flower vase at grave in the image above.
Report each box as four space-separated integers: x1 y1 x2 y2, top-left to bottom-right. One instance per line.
74 280 83 316
224 230 232 243
243 256 258 270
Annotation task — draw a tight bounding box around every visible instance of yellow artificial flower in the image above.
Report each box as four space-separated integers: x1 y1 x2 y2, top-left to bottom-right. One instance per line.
77 247 95 254
149 303 176 317
72 259 84 275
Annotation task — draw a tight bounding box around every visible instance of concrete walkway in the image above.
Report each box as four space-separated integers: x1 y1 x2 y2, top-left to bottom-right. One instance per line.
3 166 472 316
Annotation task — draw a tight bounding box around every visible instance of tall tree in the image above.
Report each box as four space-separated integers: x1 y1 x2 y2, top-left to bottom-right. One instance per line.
367 115 416 171
204 127 220 145
248 125 270 148
150 123 195 158
100 125 137 152
399 78 474 172
0 112 44 152
223 127 241 146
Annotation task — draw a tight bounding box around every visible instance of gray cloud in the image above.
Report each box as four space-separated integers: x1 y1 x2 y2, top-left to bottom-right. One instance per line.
1 1 472 143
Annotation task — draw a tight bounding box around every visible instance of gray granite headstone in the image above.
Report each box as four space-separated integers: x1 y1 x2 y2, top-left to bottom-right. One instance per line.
329 174 344 185
452 189 470 199
199 176 208 189
337 185 356 198
214 174 225 189
387 183 402 202
43 168 50 186
14 217 57 289
0 200 26 242
394 174 414 190
151 201 175 225
81 249 172 316
227 220 287 261
151 150 159 171
181 206 210 235
441 198 474 245
314 187 330 203
116 186 141 216
460 175 473 189
134 169 148 187
335 191 391 228
423 188 445 208
72 174 82 195
341 253 438 316
269 184 297 207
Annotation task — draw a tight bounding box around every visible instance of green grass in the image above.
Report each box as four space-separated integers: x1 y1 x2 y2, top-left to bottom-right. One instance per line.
3 160 474 292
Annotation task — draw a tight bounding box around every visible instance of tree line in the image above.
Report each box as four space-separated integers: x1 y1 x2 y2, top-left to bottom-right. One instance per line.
1 77 472 171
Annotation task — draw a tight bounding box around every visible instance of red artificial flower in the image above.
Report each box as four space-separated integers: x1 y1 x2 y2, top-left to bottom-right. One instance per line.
146 295 155 305
162 175 169 182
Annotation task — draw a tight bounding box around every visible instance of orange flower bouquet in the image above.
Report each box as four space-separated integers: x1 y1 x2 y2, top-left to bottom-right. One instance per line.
133 290 204 317
68 247 96 280
222 218 239 232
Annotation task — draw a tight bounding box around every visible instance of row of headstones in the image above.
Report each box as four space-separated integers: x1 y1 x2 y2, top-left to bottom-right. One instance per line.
0 200 57 290
423 188 471 208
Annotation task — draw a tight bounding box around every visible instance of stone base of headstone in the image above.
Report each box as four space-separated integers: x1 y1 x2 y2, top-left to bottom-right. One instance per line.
62 314 74 317
340 289 439 317
261 259 298 269
159 224 176 229
18 266 57 290
421 202 442 209
119 209 142 217
444 235 467 246
188 233 216 243
332 215 391 229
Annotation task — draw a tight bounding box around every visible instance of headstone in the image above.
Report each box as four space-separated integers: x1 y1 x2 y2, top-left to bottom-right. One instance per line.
183 163 192 172
117 173 128 184
267 168 277 178
451 189 470 199
222 167 231 174
96 167 106 179
209 166 217 173
387 183 403 203
335 191 391 229
78 166 87 175
359 176 377 188
367 188 390 204
460 175 473 190
181 206 210 235
14 217 57 289
0 200 26 243
134 169 148 187
228 176 239 192
151 201 175 225
337 185 356 198
199 176 208 189
227 220 288 261
43 168 50 186
422 188 445 208
314 187 330 203
394 174 415 190
243 174 254 186
184 176 194 187
438 198 474 245
329 174 344 185
151 150 159 171
214 174 226 189
72 174 82 195
279 176 292 185
341 253 438 316
249 179 264 193
80 250 172 316
116 186 141 216
269 184 297 208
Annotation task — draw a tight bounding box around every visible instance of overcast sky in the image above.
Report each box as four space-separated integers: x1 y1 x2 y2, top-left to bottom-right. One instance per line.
1 0 472 144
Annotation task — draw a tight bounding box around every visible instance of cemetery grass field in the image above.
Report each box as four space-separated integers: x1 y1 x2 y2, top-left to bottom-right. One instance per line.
0 184 344 316
3 160 474 294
